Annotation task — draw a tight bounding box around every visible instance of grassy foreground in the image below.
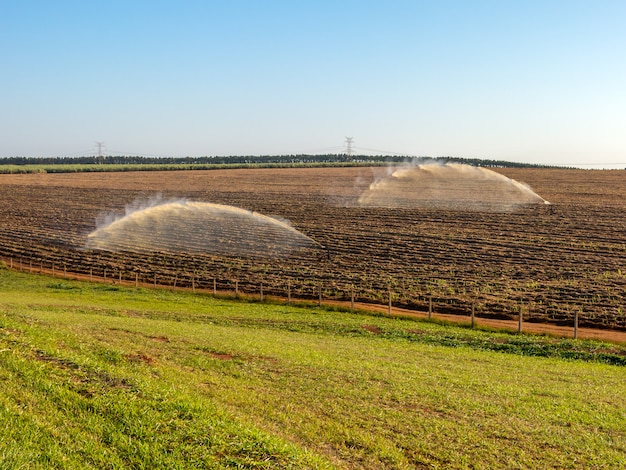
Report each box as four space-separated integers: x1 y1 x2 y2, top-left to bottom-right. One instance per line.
1 268 625 469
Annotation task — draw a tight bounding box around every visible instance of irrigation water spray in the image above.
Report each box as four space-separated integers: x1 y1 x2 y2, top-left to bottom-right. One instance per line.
358 162 550 212
86 200 319 257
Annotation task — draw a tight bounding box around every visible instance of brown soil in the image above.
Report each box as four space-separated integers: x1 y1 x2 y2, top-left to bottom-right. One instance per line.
0 166 625 339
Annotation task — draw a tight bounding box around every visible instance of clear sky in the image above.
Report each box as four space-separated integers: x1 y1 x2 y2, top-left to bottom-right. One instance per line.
2 0 625 168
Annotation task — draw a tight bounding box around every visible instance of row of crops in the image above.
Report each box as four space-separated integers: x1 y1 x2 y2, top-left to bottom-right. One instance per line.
0 169 625 331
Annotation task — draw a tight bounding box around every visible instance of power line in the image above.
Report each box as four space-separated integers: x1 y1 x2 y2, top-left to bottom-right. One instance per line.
344 137 354 159
356 146 411 156
95 142 105 157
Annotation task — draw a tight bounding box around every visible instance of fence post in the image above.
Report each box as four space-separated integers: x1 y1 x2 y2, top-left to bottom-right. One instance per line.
428 296 432 319
154 274 157 288
135 272 138 288
351 288 355 311
318 284 322 307
574 310 579 339
173 274 178 290
119 271 122 284
471 301 475 328
518 304 523 334
287 281 291 305
260 284 264 302
388 290 392 315
213 278 217 295
52 263 55 278
29 261 32 273
192 273 195 293
90 267 93 282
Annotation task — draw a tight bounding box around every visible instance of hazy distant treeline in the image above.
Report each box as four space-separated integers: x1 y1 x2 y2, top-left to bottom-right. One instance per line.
0 154 551 168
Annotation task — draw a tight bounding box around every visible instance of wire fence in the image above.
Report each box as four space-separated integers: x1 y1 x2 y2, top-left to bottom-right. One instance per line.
2 254 602 340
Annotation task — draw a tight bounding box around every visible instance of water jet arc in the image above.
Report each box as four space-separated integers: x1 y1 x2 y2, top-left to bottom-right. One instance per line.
358 163 550 212
86 201 318 257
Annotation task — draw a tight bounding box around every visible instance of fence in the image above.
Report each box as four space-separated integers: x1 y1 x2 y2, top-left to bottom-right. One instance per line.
1 254 595 340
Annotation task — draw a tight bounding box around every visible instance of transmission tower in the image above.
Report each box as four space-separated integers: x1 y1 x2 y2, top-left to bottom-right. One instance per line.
95 142 105 164
344 137 354 161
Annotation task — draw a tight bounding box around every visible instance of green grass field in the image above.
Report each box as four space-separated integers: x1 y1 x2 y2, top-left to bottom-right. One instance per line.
0 161 388 174
1 267 625 469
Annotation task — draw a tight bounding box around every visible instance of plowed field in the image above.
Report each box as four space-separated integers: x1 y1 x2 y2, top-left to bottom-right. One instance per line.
1 166 625 331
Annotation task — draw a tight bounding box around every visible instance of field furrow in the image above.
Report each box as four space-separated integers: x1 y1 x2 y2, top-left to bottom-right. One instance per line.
0 167 625 331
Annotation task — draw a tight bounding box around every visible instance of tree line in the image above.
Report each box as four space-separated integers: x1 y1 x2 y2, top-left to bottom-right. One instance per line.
0 154 556 168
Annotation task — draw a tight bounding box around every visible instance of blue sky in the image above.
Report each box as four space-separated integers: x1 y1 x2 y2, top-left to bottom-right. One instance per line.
2 1 625 167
